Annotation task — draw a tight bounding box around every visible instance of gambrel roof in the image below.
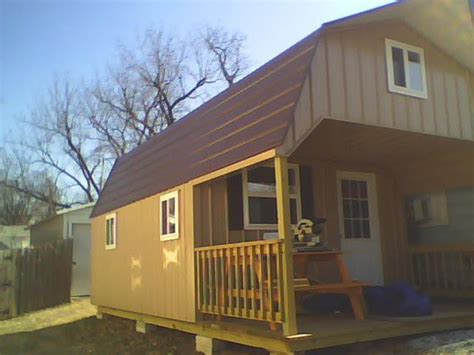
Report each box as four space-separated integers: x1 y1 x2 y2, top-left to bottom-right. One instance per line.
91 31 318 217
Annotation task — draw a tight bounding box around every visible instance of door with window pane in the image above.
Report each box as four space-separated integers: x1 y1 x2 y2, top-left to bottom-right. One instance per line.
337 171 384 285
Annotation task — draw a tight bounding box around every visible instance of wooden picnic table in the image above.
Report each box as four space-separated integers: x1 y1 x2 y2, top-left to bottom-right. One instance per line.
291 250 367 320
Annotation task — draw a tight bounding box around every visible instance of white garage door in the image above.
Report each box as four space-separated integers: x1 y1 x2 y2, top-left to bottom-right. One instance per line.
71 223 91 296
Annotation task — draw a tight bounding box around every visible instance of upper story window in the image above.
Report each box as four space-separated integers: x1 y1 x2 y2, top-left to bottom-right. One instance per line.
385 39 427 99
105 213 117 250
242 164 301 230
160 191 179 241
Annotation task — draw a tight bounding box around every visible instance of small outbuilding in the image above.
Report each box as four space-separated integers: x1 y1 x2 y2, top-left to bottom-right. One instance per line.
30 202 95 296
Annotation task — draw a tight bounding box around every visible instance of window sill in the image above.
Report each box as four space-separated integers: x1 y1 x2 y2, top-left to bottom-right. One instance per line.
388 85 427 99
160 233 179 241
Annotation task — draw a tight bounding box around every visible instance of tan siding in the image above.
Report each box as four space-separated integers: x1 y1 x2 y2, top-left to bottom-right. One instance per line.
342 30 362 122
326 32 345 119
91 185 195 322
457 76 472 140
395 150 474 196
284 21 473 155
294 78 312 140
312 38 329 119
359 28 379 126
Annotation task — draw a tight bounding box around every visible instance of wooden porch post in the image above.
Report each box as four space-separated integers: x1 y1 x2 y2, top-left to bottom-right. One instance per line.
274 156 298 336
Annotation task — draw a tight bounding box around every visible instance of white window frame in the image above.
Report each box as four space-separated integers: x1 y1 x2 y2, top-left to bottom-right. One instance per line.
385 38 428 99
105 213 117 250
242 163 302 230
160 190 179 241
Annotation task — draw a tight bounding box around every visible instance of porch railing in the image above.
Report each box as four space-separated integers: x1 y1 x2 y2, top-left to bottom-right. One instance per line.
195 239 285 325
409 244 474 298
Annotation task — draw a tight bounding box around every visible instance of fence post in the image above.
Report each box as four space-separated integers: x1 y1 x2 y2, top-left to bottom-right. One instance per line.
9 250 19 317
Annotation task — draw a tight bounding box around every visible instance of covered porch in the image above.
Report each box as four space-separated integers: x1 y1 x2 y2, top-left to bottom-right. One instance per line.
191 119 474 347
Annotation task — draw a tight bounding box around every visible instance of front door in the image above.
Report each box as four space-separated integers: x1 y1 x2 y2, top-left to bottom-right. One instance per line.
336 171 384 285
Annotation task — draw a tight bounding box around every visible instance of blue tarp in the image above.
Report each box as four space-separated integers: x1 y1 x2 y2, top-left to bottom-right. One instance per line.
363 282 433 317
302 282 433 317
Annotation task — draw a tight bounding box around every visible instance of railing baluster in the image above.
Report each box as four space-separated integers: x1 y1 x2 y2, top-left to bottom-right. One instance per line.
213 249 219 315
242 246 248 318
275 242 283 322
258 244 265 319
208 250 214 313
250 245 257 319
220 248 225 314
202 251 208 313
266 243 274 321
197 251 202 311
234 247 241 316
227 248 234 315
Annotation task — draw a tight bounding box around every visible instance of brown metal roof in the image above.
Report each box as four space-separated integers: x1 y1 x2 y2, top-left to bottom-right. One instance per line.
91 31 318 218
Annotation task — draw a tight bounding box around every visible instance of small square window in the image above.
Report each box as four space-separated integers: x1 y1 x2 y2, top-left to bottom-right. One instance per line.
160 191 179 241
385 39 427 99
105 213 117 250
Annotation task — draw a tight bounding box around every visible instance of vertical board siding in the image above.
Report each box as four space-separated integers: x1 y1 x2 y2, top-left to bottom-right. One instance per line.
326 32 345 119
312 39 329 119
456 76 473 140
290 21 473 154
342 31 363 122
91 184 195 323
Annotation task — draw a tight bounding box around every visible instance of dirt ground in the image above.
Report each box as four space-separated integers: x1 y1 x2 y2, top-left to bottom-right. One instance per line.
0 314 472 355
0 298 472 355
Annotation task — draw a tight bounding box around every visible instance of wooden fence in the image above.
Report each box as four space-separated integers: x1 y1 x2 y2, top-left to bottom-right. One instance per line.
195 239 284 328
409 244 474 299
0 239 73 319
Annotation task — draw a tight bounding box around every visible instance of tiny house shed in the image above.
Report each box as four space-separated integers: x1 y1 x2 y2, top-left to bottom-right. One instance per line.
91 1 474 353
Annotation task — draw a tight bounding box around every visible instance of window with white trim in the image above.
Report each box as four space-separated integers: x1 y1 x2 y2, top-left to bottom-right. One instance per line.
385 39 427 99
105 213 117 249
243 164 301 230
160 191 179 241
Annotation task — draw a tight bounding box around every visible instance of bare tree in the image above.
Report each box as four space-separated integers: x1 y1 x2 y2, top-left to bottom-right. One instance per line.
16 80 107 203
0 183 32 225
201 26 248 87
0 150 64 223
8 26 249 204
89 27 248 158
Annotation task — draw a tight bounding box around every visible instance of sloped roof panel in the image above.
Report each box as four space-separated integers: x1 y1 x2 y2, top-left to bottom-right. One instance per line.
91 31 318 217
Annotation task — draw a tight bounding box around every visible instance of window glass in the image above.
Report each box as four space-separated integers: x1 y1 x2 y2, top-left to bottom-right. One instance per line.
160 191 179 240
161 200 168 235
245 165 301 228
408 50 423 91
341 179 371 239
169 197 176 234
105 214 116 248
386 39 426 98
247 167 276 194
290 198 298 225
391 46 406 87
249 197 277 224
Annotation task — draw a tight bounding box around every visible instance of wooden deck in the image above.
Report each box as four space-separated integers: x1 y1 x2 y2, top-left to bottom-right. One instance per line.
99 301 474 353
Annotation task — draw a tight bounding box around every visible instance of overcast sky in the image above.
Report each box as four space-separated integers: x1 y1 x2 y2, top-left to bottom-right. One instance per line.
0 0 394 137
